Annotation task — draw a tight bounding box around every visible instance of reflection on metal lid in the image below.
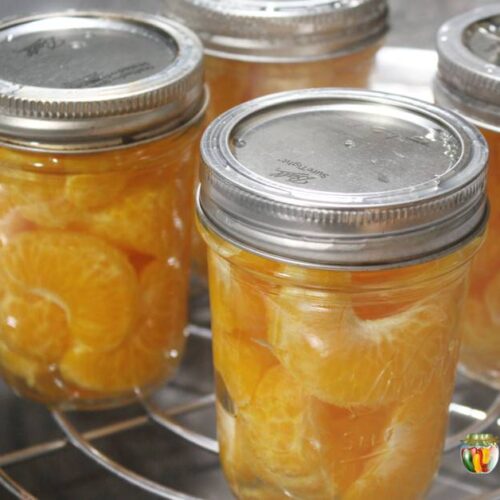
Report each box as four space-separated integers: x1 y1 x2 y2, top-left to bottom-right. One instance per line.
0 11 205 151
166 0 388 62
198 88 488 269
436 5 500 131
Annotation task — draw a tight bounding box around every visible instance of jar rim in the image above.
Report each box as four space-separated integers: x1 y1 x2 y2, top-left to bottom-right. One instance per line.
198 88 489 270
168 0 388 62
0 11 206 151
436 5 500 131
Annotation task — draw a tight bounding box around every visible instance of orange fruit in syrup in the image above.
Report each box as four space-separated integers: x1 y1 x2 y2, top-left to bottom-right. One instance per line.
83 174 175 257
269 286 452 407
241 365 336 498
59 258 185 393
0 230 137 353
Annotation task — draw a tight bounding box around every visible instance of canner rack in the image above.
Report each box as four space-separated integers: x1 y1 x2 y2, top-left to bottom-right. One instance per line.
1 319 500 500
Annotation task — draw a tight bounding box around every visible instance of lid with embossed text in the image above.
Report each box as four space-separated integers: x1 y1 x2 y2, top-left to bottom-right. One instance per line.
0 11 206 151
197 88 489 269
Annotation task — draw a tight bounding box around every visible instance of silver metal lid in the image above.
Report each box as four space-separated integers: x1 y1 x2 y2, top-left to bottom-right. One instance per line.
0 11 206 151
436 5 500 132
166 0 389 62
197 89 488 269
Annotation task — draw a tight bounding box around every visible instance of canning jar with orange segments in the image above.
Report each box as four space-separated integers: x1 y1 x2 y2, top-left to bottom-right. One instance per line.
0 12 207 409
197 89 488 499
168 0 389 284
436 6 500 389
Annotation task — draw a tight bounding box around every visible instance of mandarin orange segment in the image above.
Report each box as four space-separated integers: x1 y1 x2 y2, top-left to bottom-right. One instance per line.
0 230 137 352
214 331 277 410
64 172 129 210
208 251 273 342
0 292 70 364
218 412 285 500
231 270 270 341
137 259 187 352
83 175 175 257
241 365 336 498
311 401 395 494
208 252 233 330
59 258 185 393
343 374 451 500
217 402 269 497
59 334 172 393
268 286 453 407
2 174 81 229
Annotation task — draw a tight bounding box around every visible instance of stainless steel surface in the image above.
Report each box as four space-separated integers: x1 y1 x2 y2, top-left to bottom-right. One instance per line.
165 0 388 62
198 89 488 268
436 5 500 132
0 1 499 499
0 11 205 150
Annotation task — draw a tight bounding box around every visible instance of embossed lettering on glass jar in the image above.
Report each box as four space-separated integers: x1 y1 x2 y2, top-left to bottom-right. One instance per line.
168 0 389 281
0 11 207 409
436 6 500 389
197 89 488 499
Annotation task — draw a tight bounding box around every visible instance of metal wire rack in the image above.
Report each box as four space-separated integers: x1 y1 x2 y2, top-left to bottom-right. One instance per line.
1 324 500 500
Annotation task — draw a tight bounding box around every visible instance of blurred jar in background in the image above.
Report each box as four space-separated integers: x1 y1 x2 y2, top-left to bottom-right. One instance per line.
198 89 488 499
435 5 500 389
0 12 207 409
167 0 389 282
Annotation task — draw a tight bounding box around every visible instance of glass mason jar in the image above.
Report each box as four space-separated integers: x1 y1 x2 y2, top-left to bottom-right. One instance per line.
197 89 488 499
435 6 500 388
0 12 207 409
168 0 389 284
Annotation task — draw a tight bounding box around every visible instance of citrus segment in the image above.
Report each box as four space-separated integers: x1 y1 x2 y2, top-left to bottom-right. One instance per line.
0 291 70 363
214 331 277 410
241 365 336 498
209 252 270 342
137 259 187 352
0 230 137 352
65 172 128 209
269 287 452 407
217 402 285 500
207 252 232 329
343 374 451 499
311 401 395 494
58 258 185 393
2 175 80 229
218 403 260 493
59 333 171 393
83 177 175 257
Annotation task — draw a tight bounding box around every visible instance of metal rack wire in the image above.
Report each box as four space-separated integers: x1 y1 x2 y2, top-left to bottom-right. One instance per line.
1 324 500 500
